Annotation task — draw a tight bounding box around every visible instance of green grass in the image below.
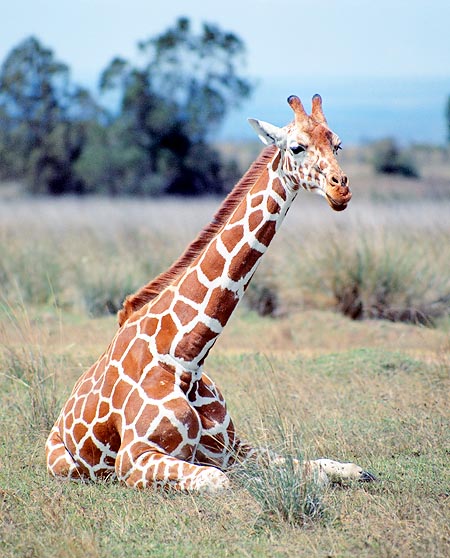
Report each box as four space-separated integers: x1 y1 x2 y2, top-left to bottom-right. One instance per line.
1 311 448 557
0 196 449 556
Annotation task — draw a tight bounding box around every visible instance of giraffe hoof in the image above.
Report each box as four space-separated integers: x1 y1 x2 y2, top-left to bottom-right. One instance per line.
359 470 378 482
194 467 231 493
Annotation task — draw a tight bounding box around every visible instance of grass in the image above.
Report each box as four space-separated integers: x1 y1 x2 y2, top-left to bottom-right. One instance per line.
1 305 448 557
0 193 449 556
305 228 450 323
1 196 449 323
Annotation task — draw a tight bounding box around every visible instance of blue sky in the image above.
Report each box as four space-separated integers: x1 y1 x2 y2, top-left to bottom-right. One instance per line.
2 0 450 143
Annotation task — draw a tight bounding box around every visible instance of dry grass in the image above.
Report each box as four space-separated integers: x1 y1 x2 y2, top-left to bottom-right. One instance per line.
1 308 448 557
1 194 449 322
0 192 449 557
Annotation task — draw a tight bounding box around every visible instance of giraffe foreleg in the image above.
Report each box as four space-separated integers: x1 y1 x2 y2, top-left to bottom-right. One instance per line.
115 446 230 492
229 440 376 485
305 458 377 484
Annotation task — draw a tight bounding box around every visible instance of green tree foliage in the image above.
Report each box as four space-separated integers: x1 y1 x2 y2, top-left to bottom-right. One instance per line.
0 37 101 194
86 17 252 195
446 95 450 143
0 19 252 196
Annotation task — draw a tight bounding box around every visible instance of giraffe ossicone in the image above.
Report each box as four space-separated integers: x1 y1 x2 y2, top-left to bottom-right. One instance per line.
46 94 375 492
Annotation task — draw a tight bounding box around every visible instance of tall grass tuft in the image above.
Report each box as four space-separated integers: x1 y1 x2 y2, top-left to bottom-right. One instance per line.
306 229 450 325
233 395 325 527
2 346 58 435
0 233 62 307
0 299 60 438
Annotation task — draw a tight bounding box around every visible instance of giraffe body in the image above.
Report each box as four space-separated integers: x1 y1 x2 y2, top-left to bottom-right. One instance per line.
46 95 375 491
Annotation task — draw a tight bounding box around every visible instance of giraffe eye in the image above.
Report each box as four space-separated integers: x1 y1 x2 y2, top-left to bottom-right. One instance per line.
334 143 342 154
290 143 307 155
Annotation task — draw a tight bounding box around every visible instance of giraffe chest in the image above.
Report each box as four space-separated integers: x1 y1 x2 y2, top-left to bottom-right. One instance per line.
114 371 234 469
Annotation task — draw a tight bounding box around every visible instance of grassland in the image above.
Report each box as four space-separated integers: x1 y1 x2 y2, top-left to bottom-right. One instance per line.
0 161 449 557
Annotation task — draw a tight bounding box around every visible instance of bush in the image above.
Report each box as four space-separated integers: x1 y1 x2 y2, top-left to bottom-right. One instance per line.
312 232 449 325
372 139 419 178
245 277 280 317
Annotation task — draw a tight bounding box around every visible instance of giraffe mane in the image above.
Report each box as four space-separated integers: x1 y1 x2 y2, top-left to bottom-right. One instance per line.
117 145 278 326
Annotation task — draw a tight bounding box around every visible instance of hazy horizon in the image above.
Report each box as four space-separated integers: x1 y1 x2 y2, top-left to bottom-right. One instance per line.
219 75 449 145
1 1 449 146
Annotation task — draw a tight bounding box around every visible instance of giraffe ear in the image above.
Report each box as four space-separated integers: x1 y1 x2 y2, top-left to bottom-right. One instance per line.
248 118 287 148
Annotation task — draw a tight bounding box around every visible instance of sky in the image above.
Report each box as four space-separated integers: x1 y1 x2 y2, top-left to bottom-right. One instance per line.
1 0 450 143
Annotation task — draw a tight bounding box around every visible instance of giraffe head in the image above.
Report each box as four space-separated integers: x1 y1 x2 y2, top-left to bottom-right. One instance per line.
248 94 351 211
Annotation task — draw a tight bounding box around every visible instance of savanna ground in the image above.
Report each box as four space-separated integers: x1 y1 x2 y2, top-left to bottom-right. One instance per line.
0 146 449 557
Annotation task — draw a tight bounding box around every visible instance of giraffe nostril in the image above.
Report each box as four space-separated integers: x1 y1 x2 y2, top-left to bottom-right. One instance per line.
330 174 340 185
341 175 348 187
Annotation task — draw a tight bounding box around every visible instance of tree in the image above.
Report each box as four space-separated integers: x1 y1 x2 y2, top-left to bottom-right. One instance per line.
0 36 101 193
140 17 251 142
446 95 450 143
94 17 252 195
0 19 252 196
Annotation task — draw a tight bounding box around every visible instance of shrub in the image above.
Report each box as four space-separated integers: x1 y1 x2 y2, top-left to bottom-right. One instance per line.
311 232 449 325
372 139 419 178
245 277 281 318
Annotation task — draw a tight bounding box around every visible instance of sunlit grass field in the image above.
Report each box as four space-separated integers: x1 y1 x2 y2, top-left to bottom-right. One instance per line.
1 182 449 557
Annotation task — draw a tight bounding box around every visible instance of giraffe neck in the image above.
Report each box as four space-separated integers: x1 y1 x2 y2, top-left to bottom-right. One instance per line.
144 149 297 373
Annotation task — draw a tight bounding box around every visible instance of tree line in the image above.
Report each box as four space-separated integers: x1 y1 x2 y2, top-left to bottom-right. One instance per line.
0 18 252 196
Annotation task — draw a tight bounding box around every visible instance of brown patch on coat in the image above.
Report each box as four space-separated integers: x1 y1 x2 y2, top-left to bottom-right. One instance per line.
204 286 237 327
150 416 184 454
164 398 200 440
134 403 160 437
251 194 264 207
155 313 178 354
266 196 281 215
140 366 176 400
248 209 263 232
272 177 286 200
173 300 198 326
110 385 133 418
200 239 226 282
254 220 277 247
149 290 174 314
178 270 208 304
121 337 154 383
111 325 137 361
174 322 218 362
72 422 88 443
101 365 120 398
83 392 99 423
229 200 248 225
228 245 262 282
221 225 244 252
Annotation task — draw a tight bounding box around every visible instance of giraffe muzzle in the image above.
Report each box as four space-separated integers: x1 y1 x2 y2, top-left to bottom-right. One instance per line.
326 174 351 211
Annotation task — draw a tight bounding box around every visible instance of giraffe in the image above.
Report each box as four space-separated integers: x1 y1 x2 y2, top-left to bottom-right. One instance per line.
46 95 376 492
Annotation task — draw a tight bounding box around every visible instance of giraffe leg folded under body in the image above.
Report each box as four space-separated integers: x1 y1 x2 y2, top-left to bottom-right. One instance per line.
115 447 230 492
45 426 87 480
